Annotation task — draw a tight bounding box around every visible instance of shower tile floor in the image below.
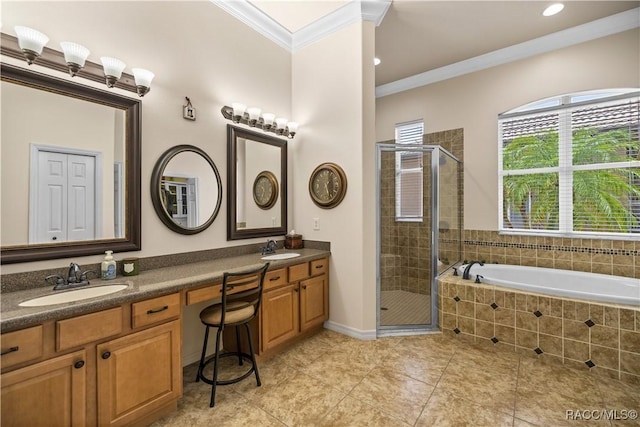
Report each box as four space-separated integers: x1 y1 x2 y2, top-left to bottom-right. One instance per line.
380 290 431 326
152 329 639 426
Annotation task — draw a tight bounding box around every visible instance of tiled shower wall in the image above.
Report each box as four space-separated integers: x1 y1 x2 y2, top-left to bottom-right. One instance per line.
379 128 464 296
380 151 432 295
427 130 464 274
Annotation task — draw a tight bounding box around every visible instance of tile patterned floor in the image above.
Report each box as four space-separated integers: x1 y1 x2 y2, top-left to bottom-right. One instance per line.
152 330 640 427
380 290 431 326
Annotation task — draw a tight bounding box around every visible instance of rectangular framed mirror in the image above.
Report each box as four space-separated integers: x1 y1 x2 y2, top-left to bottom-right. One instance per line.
1 63 141 264
227 125 287 240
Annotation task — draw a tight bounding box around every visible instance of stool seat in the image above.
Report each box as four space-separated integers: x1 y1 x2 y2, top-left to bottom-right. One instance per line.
195 263 269 408
200 301 254 325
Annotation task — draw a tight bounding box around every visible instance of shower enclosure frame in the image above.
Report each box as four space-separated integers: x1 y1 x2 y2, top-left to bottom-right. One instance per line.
376 143 461 336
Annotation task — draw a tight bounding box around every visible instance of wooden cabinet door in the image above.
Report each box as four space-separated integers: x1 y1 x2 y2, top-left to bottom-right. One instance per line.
261 283 300 352
300 274 329 332
96 320 181 427
1 350 87 427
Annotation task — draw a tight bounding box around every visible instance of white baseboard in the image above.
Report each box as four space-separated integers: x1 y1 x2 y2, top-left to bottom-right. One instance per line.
183 350 204 367
324 320 376 340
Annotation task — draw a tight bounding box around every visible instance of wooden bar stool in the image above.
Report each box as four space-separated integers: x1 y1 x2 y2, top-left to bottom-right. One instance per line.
195 263 269 407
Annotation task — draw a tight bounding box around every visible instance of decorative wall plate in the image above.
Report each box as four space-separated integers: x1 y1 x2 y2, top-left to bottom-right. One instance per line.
309 162 347 209
253 170 279 209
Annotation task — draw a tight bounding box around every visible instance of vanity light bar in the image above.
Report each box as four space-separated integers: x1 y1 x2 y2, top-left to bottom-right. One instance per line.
1 31 153 97
221 105 298 139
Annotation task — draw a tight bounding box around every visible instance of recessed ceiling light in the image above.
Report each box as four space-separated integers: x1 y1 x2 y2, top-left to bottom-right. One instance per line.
374 57 381 66
543 3 564 17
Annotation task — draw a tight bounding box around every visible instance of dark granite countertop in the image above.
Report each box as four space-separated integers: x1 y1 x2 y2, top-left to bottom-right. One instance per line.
1 249 330 333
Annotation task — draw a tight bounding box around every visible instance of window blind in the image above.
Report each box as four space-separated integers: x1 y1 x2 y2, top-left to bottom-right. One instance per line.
395 120 424 221
499 92 640 237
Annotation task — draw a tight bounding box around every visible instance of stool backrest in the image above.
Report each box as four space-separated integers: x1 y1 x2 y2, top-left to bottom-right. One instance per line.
220 263 269 325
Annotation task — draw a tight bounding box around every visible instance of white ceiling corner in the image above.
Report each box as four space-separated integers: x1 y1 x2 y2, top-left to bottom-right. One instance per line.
375 7 640 98
212 0 391 53
361 0 392 26
211 0 292 50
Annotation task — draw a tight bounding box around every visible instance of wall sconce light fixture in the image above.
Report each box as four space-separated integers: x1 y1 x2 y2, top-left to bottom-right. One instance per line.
132 68 154 97
222 104 299 139
14 26 49 65
7 26 153 97
60 42 90 76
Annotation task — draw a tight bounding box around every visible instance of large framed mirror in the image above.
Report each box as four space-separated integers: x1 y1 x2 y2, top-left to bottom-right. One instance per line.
151 145 223 234
227 125 287 240
0 63 141 264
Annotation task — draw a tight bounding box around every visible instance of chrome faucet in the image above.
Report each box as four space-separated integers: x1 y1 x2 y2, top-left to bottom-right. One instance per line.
462 260 484 280
260 240 277 255
67 263 81 283
46 263 97 290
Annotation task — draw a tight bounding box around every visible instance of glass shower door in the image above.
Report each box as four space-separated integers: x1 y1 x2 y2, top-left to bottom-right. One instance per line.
377 144 435 332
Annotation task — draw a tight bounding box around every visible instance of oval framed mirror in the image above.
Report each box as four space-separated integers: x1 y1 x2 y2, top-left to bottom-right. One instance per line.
151 145 222 235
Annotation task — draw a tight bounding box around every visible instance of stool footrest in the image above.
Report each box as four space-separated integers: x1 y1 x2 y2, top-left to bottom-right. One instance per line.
197 351 257 386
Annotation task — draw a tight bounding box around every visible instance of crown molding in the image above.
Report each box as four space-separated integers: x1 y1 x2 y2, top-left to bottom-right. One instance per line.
376 8 640 98
212 0 391 53
361 0 392 26
211 0 292 51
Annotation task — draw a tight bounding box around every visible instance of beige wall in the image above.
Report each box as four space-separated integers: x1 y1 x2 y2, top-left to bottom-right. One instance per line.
376 29 640 231
292 21 377 336
1 1 292 274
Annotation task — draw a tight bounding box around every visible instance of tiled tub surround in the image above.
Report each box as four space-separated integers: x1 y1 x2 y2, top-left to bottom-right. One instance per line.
438 271 640 384
464 230 639 279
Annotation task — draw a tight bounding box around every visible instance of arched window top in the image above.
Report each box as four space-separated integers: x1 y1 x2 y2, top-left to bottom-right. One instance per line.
498 88 640 238
502 88 639 116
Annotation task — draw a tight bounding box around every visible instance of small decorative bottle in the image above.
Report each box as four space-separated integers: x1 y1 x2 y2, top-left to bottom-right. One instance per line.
101 251 117 280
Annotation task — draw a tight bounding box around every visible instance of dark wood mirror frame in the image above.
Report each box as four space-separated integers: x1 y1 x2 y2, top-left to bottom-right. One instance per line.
150 145 223 235
227 125 287 240
0 63 141 264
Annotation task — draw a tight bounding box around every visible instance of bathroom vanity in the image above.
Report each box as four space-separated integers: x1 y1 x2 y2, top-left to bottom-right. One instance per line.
0 249 329 426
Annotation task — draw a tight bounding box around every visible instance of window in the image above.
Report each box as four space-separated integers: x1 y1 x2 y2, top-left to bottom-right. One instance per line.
498 89 640 238
395 120 424 221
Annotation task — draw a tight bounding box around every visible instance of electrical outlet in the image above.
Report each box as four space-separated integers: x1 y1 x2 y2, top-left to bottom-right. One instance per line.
313 218 320 230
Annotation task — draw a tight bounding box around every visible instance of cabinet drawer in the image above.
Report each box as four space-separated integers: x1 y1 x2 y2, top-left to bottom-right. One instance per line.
132 293 181 329
1 325 43 370
289 262 309 282
310 258 328 276
264 268 288 291
186 284 222 305
57 307 123 352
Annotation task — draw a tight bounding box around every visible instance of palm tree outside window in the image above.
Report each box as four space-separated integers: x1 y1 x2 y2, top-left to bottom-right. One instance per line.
498 89 640 238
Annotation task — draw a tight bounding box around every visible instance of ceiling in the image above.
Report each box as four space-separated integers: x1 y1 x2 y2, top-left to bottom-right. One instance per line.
246 0 640 86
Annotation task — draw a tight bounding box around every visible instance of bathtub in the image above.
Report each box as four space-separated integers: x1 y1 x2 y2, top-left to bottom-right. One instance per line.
458 263 639 307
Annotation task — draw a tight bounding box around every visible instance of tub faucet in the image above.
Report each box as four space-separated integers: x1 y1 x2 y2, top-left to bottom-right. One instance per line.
462 261 484 280
261 240 277 255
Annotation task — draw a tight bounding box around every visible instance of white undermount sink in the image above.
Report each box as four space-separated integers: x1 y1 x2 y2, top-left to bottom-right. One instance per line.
19 284 129 307
261 253 301 261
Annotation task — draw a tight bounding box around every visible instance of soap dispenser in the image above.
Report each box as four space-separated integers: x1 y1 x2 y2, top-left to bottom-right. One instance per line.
101 250 117 280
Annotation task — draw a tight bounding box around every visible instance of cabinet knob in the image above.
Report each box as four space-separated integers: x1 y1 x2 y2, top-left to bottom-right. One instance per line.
302 285 307 289
102 351 111 360
74 360 85 369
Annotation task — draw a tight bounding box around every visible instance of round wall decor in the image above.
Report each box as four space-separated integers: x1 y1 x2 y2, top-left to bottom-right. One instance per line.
253 170 279 209
308 162 347 209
